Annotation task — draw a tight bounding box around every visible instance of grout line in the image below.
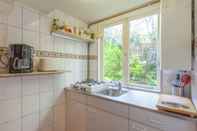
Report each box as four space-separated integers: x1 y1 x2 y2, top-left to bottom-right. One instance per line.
52 75 55 131
20 76 23 131
21 7 23 44
0 117 21 126
38 75 41 131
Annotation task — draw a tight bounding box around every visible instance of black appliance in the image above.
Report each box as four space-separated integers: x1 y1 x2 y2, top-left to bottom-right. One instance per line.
9 44 34 73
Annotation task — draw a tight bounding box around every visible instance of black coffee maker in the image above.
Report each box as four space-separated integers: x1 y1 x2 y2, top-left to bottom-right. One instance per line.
9 44 34 73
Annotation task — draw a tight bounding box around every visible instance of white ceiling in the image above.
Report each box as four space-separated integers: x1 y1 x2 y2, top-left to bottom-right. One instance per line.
17 0 154 24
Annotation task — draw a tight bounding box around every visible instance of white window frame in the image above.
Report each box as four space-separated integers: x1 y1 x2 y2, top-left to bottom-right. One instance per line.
127 13 161 92
98 4 161 92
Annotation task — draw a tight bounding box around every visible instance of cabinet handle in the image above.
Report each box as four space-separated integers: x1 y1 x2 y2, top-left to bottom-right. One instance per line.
132 123 146 131
149 118 162 126
88 108 97 113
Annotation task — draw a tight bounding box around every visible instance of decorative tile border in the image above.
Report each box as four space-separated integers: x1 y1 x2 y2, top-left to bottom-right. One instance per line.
0 47 8 55
0 47 97 60
195 37 197 47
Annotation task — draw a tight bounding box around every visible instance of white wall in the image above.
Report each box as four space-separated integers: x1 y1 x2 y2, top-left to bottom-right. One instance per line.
192 0 197 108
0 1 88 131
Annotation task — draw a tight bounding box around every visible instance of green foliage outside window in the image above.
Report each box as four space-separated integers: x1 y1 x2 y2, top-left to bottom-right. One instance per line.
103 14 159 88
104 41 123 81
129 56 157 86
104 41 157 86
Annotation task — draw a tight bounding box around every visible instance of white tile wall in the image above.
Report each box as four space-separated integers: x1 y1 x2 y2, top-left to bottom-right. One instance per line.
89 59 98 80
0 119 21 131
22 76 39 96
22 95 39 116
39 75 54 93
40 92 54 110
23 29 39 48
7 26 22 44
22 113 39 131
161 70 177 94
40 33 53 51
64 39 75 53
89 40 98 80
0 23 8 46
0 14 8 24
39 14 51 35
0 99 21 123
0 1 89 131
22 7 39 31
39 108 54 131
7 3 22 28
53 37 65 53
0 77 21 100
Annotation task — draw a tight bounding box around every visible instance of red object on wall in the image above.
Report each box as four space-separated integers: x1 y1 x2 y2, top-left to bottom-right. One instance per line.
181 73 191 87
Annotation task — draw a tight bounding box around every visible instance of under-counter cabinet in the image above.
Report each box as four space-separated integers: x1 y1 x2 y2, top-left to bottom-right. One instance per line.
66 91 197 131
68 101 87 131
67 92 88 131
87 107 128 131
160 0 192 70
129 106 197 131
87 96 129 131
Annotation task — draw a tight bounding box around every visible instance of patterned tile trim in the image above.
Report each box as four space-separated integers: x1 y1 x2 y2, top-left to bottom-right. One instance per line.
0 47 97 60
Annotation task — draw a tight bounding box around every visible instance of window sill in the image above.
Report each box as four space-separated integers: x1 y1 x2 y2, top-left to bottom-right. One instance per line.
124 84 160 94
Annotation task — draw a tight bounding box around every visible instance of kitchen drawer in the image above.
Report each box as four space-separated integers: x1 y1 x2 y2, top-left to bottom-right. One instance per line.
69 91 87 104
129 120 162 131
88 107 129 131
88 96 129 118
129 106 196 131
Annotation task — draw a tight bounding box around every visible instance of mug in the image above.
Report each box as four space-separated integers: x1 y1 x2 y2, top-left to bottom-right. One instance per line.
0 54 9 73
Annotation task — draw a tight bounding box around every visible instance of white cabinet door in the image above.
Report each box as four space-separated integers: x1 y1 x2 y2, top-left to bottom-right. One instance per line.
129 106 197 131
161 0 192 70
68 101 87 131
87 107 129 131
129 120 162 131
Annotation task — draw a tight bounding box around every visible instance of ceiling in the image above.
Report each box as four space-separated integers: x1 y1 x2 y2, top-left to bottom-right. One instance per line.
17 0 155 24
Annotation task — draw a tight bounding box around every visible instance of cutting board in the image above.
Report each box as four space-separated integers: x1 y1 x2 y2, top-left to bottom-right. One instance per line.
157 94 197 117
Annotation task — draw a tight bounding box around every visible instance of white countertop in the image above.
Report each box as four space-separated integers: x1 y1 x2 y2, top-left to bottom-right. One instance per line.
65 87 197 121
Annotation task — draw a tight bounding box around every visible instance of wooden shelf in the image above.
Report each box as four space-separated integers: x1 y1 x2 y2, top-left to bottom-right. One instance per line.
0 70 71 78
51 31 95 43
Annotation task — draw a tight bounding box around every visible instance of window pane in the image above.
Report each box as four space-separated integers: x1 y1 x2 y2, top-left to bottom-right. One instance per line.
129 14 159 88
103 24 123 81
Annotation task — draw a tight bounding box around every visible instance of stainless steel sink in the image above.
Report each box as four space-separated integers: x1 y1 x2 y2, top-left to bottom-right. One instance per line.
98 88 128 97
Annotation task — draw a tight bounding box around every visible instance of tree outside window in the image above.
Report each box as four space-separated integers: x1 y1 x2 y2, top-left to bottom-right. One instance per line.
103 14 160 89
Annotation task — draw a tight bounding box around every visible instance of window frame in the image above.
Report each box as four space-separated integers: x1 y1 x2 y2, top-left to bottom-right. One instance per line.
127 13 161 91
99 5 161 92
102 23 124 81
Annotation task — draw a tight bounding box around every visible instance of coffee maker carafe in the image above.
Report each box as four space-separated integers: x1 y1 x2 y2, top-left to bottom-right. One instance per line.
9 44 34 73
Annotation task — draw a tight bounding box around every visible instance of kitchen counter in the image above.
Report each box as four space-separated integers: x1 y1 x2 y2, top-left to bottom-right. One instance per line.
65 87 197 121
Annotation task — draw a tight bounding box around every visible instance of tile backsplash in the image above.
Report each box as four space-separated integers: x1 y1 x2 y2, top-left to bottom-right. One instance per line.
0 1 90 131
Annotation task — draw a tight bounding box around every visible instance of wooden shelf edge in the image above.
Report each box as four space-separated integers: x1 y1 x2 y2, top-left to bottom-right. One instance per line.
51 31 95 43
0 70 71 78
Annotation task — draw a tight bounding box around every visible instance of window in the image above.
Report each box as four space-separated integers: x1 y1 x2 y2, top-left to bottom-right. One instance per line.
102 13 160 91
103 24 123 81
129 14 160 89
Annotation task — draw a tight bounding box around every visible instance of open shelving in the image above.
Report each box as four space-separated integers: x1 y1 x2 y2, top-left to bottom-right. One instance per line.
0 70 71 78
51 31 95 43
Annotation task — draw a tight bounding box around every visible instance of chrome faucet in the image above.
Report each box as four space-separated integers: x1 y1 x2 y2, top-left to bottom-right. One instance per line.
110 81 123 92
117 82 122 92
